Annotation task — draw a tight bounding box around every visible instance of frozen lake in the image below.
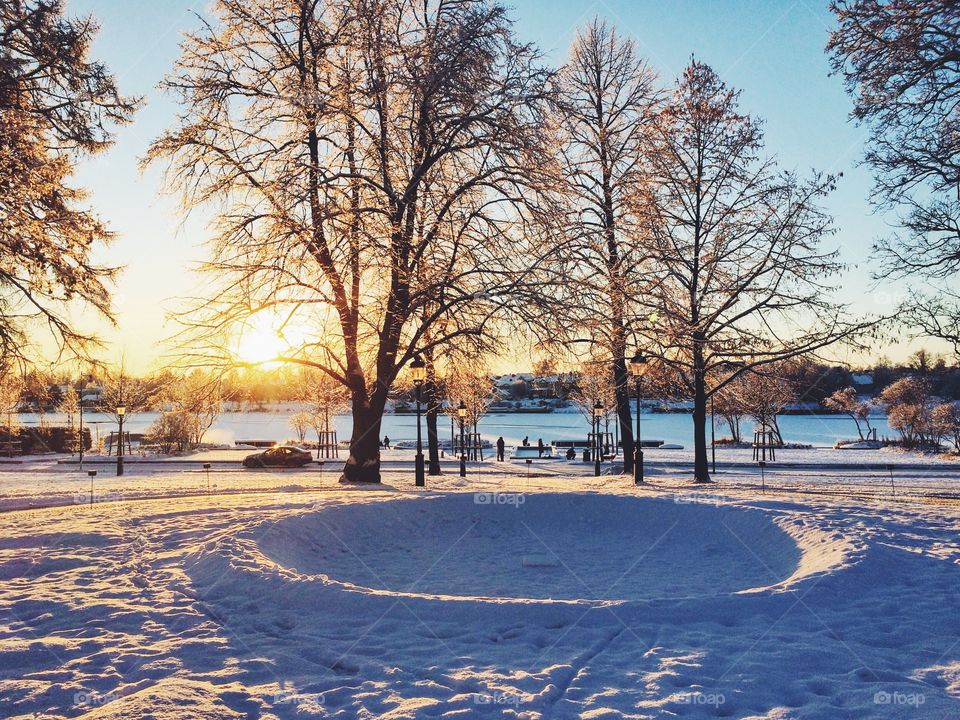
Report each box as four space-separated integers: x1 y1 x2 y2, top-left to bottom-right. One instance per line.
16 408 895 449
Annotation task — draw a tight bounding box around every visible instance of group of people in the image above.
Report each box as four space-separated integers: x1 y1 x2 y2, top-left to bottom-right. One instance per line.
387 432 576 461
494 436 553 461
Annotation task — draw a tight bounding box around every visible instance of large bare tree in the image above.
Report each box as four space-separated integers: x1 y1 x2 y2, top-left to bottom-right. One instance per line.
632 61 871 482
829 0 960 355
149 0 556 482
548 19 659 472
0 0 136 364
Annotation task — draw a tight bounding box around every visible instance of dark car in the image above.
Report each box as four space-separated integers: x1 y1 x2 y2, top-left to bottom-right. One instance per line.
242 445 313 469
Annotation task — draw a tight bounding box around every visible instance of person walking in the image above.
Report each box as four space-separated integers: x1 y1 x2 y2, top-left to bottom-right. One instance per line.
537 438 545 457
496 436 505 462
382 435 390 449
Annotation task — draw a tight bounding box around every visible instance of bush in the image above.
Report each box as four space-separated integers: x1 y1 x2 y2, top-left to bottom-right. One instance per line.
0 426 91 454
146 411 199 453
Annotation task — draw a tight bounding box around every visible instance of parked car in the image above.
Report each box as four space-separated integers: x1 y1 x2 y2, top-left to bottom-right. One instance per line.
242 445 313 469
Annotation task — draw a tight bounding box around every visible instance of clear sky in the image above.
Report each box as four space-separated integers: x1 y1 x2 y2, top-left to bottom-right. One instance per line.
66 0 923 373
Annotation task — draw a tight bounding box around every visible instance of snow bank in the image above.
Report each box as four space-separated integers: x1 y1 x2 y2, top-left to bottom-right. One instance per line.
256 494 802 601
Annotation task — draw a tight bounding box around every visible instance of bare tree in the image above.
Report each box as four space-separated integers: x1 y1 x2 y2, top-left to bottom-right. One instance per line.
879 376 937 448
0 371 22 438
97 367 157 424
421 348 445 475
444 360 496 454
823 386 875 440
23 368 52 425
730 366 796 445
59 383 79 430
931 402 960 452
168 371 226 445
631 61 873 482
0 0 136 361
546 19 659 473
298 368 350 449
569 357 618 437
829 0 960 355
149 0 556 483
711 375 744 443
290 411 311 444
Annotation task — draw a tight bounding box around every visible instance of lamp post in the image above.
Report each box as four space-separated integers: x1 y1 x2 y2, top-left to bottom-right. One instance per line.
411 356 426 487
116 405 125 477
629 350 648 484
78 400 84 470
458 401 467 478
593 399 603 477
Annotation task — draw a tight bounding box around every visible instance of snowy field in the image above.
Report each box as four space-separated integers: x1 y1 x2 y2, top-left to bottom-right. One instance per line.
1 446 959 513
1 462 959 718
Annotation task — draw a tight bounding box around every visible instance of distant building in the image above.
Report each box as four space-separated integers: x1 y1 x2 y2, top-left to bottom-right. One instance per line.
851 373 874 393
79 385 102 404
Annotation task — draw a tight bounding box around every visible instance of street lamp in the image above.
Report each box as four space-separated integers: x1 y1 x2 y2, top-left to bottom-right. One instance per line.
458 400 467 478
629 350 648 484
78 399 85 470
411 356 426 487
116 405 126 477
593 399 603 477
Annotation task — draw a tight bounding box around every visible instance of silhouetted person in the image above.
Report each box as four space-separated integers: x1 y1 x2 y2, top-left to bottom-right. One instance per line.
522 436 530 447
382 435 390 449
566 446 576 460
537 438 545 457
496 436 505 462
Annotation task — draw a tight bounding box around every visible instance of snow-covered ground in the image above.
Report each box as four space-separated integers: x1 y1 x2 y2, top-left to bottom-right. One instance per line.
2 446 958 513
1 462 959 718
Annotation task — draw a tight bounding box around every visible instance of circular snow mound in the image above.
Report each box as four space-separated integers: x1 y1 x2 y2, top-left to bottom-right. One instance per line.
258 493 800 602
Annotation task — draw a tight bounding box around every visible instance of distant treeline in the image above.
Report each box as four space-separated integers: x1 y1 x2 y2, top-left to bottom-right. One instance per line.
11 351 960 412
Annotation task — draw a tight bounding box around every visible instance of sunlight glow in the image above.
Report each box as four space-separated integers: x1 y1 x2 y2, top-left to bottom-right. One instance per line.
235 313 302 366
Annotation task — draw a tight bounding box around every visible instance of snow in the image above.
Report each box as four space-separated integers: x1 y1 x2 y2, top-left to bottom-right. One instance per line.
0 460 959 718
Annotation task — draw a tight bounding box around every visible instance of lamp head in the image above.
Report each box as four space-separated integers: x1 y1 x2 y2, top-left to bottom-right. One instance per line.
629 350 648 378
593 399 603 418
116 405 126 417
457 400 466 418
410 356 426 385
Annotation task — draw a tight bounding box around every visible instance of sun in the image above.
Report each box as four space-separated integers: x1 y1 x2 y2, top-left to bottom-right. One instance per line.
235 313 294 366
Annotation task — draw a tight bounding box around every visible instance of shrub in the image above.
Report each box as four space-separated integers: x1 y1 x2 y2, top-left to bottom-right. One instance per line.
146 411 199 453
0 426 91 454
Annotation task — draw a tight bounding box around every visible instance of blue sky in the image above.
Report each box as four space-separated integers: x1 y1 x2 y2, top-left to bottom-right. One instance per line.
67 0 917 372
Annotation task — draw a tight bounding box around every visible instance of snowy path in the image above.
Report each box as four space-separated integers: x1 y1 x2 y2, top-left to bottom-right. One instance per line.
0 472 958 718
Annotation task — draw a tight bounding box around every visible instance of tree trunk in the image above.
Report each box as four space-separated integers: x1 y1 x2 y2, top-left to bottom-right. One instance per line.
341 396 385 483
612 354 634 473
425 380 441 475
692 362 711 483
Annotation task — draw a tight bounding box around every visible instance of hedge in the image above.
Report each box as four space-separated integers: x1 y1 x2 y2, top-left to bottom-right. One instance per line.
0 426 92 454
